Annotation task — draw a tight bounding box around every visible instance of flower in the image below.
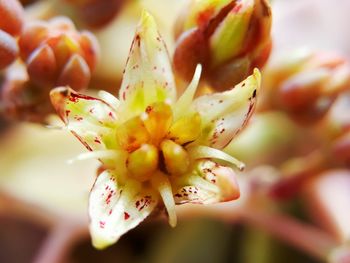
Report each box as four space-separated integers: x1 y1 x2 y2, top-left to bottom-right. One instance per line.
50 11 261 249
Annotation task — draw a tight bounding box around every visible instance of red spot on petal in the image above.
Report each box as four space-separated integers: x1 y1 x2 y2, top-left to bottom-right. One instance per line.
124 212 130 220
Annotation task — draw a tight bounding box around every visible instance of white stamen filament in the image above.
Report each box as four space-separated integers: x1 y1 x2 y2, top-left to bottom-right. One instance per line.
189 145 245 171
152 172 177 227
173 64 202 119
67 150 120 164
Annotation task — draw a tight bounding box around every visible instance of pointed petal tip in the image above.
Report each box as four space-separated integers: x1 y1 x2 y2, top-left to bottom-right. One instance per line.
50 86 71 104
138 10 156 31
252 68 261 87
91 235 118 250
50 86 71 121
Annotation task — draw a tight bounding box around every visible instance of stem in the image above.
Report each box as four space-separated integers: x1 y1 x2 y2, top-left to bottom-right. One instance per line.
33 220 89 263
0 191 56 227
238 207 339 261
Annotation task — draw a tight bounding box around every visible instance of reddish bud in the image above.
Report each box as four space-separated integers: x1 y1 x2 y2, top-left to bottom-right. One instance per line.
174 0 272 90
0 0 24 36
57 54 91 91
262 50 350 125
0 30 18 69
26 44 57 88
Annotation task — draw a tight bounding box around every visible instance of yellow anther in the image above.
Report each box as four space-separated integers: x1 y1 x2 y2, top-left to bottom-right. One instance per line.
116 116 150 152
161 139 190 175
127 144 159 182
167 112 201 145
142 102 173 146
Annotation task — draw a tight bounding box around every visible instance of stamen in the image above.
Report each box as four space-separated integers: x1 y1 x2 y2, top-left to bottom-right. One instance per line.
188 145 245 171
151 172 177 227
67 150 120 164
173 64 202 119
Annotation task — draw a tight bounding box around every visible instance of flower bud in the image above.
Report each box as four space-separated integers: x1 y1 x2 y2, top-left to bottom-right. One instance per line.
18 16 99 91
64 0 126 28
261 50 350 125
0 30 18 69
1 63 53 122
331 133 350 166
173 0 272 90
26 44 57 88
57 54 91 91
0 0 24 36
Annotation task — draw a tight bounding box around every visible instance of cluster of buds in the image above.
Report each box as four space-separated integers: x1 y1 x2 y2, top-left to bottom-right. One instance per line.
1 16 99 122
18 16 98 91
261 50 350 125
0 0 23 69
64 0 126 28
173 0 272 90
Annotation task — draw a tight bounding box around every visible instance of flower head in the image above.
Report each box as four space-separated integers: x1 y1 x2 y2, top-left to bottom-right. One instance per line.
50 11 260 249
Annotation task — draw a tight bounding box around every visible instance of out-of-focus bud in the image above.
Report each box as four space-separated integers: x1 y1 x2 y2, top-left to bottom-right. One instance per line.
0 0 24 36
331 132 350 167
303 170 350 242
1 62 53 122
18 16 99 91
261 50 350 125
173 0 272 90
64 0 126 28
0 0 24 69
0 30 18 70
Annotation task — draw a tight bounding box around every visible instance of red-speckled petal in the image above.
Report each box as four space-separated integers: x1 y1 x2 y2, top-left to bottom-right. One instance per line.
118 11 176 117
172 160 240 204
50 87 118 151
192 69 260 149
89 170 158 249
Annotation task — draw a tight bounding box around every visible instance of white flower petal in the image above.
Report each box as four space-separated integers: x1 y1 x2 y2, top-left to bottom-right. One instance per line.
192 69 261 149
172 160 240 204
119 11 176 117
89 170 159 249
50 87 118 152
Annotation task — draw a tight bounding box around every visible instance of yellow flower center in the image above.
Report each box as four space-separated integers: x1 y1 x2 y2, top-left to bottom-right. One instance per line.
116 102 201 182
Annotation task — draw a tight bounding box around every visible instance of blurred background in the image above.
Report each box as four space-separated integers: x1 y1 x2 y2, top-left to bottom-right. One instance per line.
1 0 350 262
